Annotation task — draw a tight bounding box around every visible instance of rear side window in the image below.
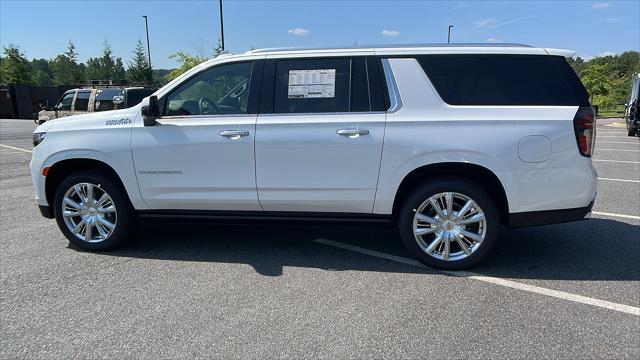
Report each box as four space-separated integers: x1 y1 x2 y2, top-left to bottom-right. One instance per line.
417 55 589 106
94 89 125 111
274 58 350 113
272 58 375 114
74 91 90 111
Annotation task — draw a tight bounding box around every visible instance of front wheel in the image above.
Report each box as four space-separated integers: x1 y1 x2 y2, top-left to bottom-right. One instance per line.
53 170 135 251
398 178 500 270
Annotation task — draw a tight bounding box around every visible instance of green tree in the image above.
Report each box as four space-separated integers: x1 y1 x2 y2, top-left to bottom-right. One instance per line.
114 57 126 80
164 51 208 81
581 63 609 104
30 58 53 86
127 39 152 84
164 39 224 81
50 41 83 85
85 40 125 81
0 44 32 85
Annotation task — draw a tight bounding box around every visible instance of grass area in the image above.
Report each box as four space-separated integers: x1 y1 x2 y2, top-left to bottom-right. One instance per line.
597 105 625 119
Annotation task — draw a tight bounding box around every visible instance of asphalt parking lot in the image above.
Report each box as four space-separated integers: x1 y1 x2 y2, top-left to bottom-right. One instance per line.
1 118 638 359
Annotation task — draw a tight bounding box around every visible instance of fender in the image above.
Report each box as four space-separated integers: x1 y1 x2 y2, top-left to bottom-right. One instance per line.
373 150 513 214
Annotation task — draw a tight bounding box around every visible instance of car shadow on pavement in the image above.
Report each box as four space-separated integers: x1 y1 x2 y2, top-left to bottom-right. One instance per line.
90 217 639 280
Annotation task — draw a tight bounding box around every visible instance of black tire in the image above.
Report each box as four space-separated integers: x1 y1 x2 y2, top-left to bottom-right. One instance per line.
398 177 500 270
53 170 135 251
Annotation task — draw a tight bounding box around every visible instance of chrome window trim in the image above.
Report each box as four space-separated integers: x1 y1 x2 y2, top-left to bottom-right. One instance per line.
381 59 402 113
258 111 386 118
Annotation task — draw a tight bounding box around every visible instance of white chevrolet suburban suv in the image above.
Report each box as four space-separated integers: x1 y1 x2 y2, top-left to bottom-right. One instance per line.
30 44 597 269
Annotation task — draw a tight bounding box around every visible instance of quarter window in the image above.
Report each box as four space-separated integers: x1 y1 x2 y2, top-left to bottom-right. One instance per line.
417 55 590 106
164 62 253 116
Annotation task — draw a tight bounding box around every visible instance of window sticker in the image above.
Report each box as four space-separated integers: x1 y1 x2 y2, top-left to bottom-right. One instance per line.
288 69 336 98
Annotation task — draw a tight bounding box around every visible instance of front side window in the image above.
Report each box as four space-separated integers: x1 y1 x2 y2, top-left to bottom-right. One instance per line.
164 62 253 116
56 92 75 111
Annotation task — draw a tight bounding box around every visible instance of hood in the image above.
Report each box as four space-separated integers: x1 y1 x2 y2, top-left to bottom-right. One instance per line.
39 106 140 133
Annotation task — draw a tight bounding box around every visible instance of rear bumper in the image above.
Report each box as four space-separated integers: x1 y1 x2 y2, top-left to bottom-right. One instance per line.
508 201 594 228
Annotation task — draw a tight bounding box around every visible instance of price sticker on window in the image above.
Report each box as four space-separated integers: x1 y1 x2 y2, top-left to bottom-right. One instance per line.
288 69 336 98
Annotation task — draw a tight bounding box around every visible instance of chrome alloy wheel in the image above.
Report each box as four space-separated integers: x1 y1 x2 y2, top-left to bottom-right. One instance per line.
61 182 117 243
412 192 486 261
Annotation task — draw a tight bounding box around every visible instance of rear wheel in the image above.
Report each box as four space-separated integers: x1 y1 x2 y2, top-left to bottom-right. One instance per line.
398 178 499 270
53 170 135 251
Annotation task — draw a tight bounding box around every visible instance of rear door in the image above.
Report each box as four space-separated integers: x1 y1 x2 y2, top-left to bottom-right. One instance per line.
255 56 387 213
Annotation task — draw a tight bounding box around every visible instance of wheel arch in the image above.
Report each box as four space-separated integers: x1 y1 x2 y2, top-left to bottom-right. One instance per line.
45 158 133 210
391 162 510 225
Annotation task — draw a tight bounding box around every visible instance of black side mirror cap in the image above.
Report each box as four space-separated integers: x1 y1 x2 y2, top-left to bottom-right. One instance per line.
141 95 159 126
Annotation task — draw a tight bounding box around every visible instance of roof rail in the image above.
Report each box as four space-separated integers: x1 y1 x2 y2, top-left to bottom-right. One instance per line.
245 43 533 54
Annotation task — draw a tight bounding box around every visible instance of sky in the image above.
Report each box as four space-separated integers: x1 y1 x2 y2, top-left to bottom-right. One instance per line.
1 0 638 69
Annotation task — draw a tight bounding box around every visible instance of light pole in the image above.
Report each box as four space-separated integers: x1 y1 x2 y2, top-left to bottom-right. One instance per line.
448 25 454 44
142 15 152 80
219 0 225 51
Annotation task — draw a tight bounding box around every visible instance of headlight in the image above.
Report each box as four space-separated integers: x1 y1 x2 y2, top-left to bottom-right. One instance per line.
33 132 46 147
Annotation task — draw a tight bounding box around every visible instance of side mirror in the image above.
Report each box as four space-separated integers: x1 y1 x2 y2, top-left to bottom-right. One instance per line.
141 95 159 126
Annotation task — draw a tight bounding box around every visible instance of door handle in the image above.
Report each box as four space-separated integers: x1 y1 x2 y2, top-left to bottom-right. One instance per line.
219 130 249 139
337 129 369 138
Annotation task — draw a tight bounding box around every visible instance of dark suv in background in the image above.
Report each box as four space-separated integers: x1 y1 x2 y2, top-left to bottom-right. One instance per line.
36 85 156 124
625 73 640 137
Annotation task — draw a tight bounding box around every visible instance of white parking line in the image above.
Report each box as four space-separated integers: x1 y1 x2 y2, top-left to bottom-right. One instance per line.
597 149 639 152
597 141 640 144
598 177 640 183
592 159 640 164
314 238 640 316
0 144 32 153
592 211 640 220
597 135 635 138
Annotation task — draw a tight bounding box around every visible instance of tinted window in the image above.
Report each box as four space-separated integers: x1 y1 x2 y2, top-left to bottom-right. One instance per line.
56 92 74 111
125 88 155 108
165 62 253 116
74 91 90 111
274 59 350 113
417 55 590 106
94 89 125 111
351 58 370 112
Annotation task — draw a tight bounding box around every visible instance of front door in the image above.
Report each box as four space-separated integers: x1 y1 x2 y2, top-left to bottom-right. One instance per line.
132 60 263 211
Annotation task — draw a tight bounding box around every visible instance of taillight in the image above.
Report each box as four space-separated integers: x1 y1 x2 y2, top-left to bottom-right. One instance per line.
573 106 596 157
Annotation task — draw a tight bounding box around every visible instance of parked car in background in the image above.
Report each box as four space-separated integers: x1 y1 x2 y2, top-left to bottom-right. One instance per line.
624 73 640 137
36 85 156 124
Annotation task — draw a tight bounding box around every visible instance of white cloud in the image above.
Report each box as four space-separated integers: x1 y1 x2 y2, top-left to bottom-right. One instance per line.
592 3 610 9
287 28 309 36
474 18 496 29
474 16 534 30
485 37 503 43
381 29 400 37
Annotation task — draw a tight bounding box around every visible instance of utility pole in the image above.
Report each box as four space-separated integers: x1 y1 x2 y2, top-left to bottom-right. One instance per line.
448 25 454 44
219 0 225 51
142 15 152 80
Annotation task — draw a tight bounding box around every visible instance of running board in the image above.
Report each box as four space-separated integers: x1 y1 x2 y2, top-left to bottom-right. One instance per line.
137 210 393 225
